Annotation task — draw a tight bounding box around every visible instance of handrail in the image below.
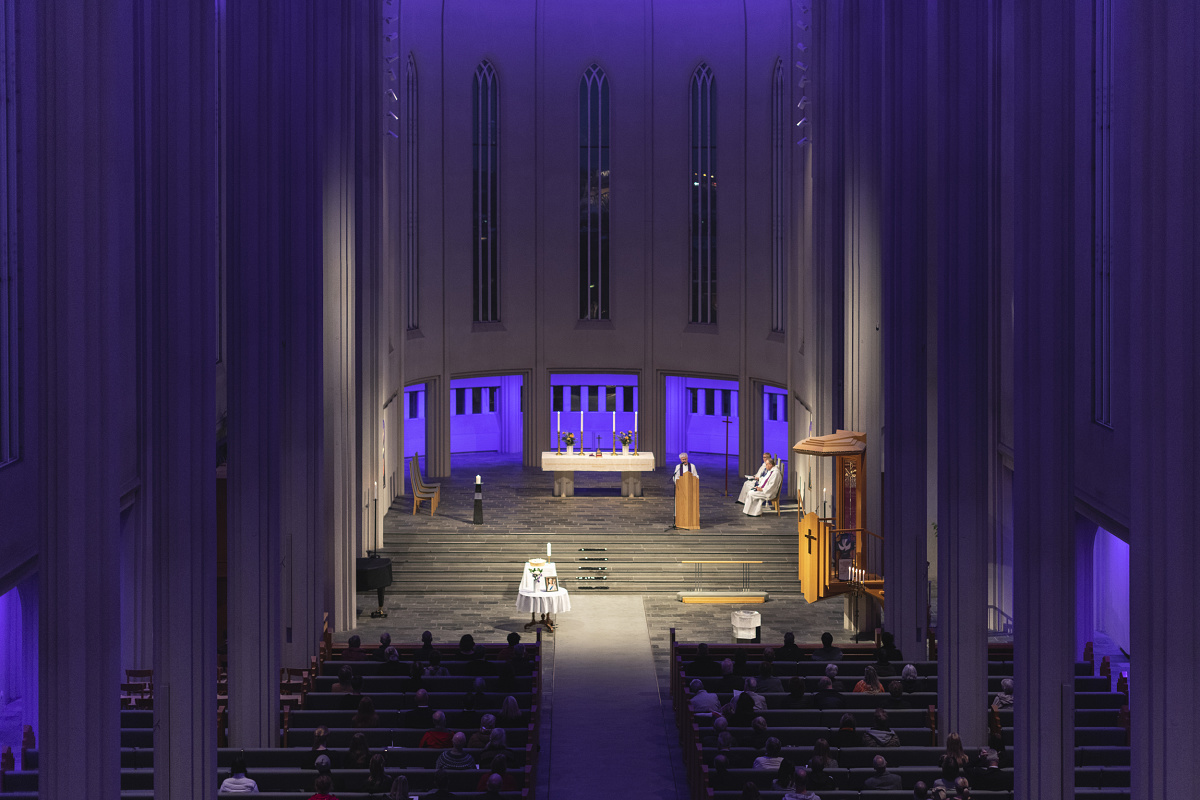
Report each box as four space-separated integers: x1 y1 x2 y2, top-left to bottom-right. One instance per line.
681 560 763 564
831 526 883 541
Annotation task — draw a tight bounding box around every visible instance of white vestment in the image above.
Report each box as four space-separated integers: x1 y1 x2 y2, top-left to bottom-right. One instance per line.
742 466 782 516
737 462 771 503
673 463 699 482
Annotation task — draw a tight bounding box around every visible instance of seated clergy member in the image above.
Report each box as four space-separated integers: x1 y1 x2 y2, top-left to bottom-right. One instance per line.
673 452 699 482
738 452 773 504
742 457 781 516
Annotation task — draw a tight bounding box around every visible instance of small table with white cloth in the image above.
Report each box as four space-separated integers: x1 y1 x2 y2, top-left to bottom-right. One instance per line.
516 559 571 632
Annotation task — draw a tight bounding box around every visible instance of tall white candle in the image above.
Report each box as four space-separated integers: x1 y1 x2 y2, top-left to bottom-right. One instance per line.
547 542 551 557
557 411 560 433
634 411 638 433
612 411 616 433
580 410 584 433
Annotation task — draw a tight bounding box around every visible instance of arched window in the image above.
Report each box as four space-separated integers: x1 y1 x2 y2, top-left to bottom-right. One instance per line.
771 59 786 333
472 61 500 323
689 63 716 324
405 54 420 330
579 64 610 320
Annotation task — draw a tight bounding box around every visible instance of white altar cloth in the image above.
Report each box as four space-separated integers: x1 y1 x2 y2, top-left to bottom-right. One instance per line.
516 560 571 614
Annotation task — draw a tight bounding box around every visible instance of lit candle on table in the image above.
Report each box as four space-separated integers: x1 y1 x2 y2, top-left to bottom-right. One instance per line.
547 542 551 557
557 411 560 434
612 411 616 433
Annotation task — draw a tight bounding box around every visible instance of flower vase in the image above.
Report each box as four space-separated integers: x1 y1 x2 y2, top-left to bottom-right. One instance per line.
621 443 629 455
567 445 574 455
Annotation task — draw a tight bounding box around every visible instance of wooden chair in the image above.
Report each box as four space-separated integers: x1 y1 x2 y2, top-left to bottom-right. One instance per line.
410 452 441 516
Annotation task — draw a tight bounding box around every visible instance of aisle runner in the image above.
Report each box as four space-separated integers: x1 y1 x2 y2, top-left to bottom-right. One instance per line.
546 595 683 799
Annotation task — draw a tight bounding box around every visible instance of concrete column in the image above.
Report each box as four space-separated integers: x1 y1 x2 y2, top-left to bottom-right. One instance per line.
1125 1 1200 796
36 0 129 794
1074 518 1098 658
16 577 37 740
1011 1 1077 795
880 1 930 660
933 0 993 749
140 1 219 794
499 376 523 454
425 372 452 478
225 0 285 747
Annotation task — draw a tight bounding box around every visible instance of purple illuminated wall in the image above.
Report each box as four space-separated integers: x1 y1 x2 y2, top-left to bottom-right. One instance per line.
663 375 739 457
1092 527 1130 654
550 373 638 452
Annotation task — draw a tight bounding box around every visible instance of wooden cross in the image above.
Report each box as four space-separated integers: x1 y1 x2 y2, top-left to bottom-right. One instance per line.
804 529 817 554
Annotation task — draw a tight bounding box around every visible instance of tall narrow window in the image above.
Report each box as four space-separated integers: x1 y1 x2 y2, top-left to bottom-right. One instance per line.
0 0 17 467
579 65 610 320
689 63 717 324
405 54 420 330
472 61 500 322
1092 0 1112 426
771 60 786 333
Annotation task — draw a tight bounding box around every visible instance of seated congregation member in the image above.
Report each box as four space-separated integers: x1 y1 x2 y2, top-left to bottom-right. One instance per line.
476 753 520 791
362 753 391 794
739 781 762 800
882 680 911 708
710 754 736 790
496 632 521 660
902 663 923 693
756 661 784 693
416 631 436 657
690 678 723 715
715 731 737 761
313 754 333 777
346 732 372 767
862 707 901 747
783 767 819 800
991 677 1014 711
746 716 771 749
778 631 805 661
701 714 729 747
477 727 515 771
420 711 454 749
305 726 340 770
308 774 339 800
372 632 392 662
380 647 406 676
482 773 505 797
435 731 476 770
825 663 845 692
425 769 456 800
912 780 929 799
753 737 785 771
781 676 808 708
331 666 355 693
772 758 798 791
807 755 838 791
933 761 961 795
467 714 496 749
342 634 369 662
829 713 858 748
970 752 1012 790
810 631 843 662
875 650 898 679
498 695 523 725
724 688 758 725
955 777 972 799
717 658 742 693
218 755 259 793
507 644 532 675
353 696 381 728
386 775 409 800
853 665 887 694
461 676 488 715
742 677 769 710
404 689 435 728
810 738 838 769
737 453 774 504
742 456 782 516
686 642 722 676
423 651 450 677
813 677 845 710
875 630 904 662
458 634 478 658
863 754 903 790
940 732 971 771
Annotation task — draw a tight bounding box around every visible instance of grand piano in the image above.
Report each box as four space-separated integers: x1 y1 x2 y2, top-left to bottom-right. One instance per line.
356 555 393 618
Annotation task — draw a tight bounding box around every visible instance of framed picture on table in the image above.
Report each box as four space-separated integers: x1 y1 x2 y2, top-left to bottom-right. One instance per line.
543 576 558 592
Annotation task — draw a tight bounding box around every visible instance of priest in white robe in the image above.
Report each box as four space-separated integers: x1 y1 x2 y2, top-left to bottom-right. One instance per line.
737 452 773 504
742 458 782 516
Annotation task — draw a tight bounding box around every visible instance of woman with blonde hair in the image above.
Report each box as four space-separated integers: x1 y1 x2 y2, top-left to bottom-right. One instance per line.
853 665 886 694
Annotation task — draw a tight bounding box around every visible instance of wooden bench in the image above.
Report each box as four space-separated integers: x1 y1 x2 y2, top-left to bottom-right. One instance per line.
409 452 440 515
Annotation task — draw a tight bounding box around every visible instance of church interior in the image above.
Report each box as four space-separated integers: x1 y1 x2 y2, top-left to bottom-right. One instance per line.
0 0 1194 797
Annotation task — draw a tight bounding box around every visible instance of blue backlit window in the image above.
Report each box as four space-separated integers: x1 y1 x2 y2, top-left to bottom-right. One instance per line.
472 61 500 322
580 65 610 320
689 63 717 324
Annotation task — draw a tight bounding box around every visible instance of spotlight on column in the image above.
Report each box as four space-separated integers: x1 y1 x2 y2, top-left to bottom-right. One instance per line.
473 475 484 525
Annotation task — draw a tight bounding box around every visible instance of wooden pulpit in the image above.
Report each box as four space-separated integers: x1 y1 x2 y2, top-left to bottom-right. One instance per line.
798 511 823 604
675 472 700 530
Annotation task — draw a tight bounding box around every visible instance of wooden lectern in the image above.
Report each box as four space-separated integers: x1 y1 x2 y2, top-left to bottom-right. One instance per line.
675 472 700 530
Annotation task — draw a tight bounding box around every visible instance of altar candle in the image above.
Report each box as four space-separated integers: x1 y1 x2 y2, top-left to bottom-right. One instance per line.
612 411 616 433
557 411 560 433
580 410 584 433
634 410 638 433
547 542 551 557
374 480 377 499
